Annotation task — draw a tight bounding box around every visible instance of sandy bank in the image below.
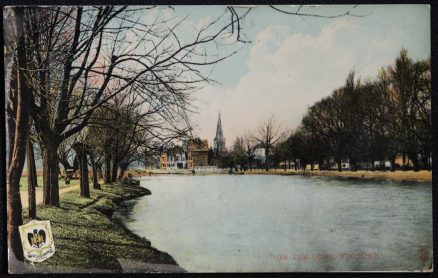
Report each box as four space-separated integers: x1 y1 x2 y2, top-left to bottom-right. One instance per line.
245 169 432 182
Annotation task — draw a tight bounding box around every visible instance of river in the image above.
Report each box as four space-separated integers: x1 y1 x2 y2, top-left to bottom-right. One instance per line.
119 174 432 272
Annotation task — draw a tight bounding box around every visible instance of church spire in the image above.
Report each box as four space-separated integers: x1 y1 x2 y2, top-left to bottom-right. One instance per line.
214 112 225 153
216 112 223 138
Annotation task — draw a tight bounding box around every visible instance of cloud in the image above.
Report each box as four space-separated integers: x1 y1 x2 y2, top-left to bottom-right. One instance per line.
193 16 428 148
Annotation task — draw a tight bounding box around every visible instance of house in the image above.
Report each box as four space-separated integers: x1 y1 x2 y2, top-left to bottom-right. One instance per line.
188 139 209 168
305 164 320 171
168 152 187 169
394 155 414 168
160 149 187 169
254 144 266 164
160 153 168 169
373 155 413 170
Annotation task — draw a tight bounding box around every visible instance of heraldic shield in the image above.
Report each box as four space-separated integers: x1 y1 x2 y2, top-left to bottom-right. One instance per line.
19 220 55 262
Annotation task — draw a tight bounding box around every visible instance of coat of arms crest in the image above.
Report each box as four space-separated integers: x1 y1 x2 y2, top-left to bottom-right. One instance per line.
19 220 55 262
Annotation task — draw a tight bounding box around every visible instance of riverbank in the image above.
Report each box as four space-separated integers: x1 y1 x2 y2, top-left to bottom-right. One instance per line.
19 183 184 273
245 169 432 182
138 168 431 182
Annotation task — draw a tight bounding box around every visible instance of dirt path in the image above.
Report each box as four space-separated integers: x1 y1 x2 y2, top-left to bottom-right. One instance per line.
21 185 80 209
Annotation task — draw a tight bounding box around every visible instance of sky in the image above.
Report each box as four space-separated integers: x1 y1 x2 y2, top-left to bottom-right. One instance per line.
155 5 430 148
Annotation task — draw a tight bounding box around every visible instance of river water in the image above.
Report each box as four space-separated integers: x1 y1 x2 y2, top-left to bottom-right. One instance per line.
120 174 432 272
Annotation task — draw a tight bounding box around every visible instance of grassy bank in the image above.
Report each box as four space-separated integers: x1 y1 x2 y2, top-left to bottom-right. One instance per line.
22 183 180 273
245 169 432 182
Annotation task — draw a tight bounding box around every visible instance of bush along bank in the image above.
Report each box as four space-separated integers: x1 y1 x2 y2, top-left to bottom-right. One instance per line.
20 183 182 273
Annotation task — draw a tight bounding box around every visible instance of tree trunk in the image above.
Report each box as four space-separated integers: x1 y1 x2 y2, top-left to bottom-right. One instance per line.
409 153 420 172
90 153 100 189
111 158 118 183
119 165 127 180
26 137 37 219
7 78 17 165
79 152 90 197
97 165 104 179
104 153 112 184
421 154 430 171
402 152 407 171
337 158 342 172
7 8 28 260
390 156 396 172
351 160 357 172
74 143 90 197
8 159 25 262
118 167 124 180
42 138 60 206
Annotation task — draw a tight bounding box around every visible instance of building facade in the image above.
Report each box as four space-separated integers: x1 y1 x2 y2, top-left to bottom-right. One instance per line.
188 139 209 168
160 151 187 169
254 144 266 164
160 153 168 169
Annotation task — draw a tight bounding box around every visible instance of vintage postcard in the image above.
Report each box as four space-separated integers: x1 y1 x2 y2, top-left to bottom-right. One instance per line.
4 4 432 273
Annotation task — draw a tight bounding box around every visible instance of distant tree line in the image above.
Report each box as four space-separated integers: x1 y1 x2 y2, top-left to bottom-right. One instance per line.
297 49 430 172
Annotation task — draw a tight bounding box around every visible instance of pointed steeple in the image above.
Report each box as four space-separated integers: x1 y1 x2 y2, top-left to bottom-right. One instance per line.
214 112 226 153
215 112 223 139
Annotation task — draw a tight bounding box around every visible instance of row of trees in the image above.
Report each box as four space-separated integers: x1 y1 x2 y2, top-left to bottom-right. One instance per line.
298 49 431 172
5 6 248 261
226 50 431 172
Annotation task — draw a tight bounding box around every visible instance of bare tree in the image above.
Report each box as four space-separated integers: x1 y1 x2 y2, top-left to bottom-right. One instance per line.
6 7 28 261
86 87 196 183
243 132 257 171
19 6 248 206
72 141 91 198
226 5 367 43
254 116 283 171
269 5 370 18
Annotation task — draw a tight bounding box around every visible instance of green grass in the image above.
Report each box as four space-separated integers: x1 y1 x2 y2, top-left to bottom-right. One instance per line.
22 183 176 272
19 176 79 191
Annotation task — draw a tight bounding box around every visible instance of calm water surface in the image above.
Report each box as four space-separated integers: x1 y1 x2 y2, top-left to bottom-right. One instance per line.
121 175 432 272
